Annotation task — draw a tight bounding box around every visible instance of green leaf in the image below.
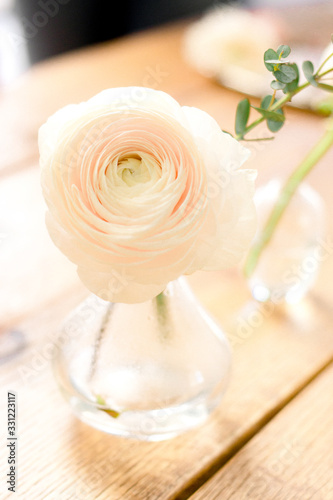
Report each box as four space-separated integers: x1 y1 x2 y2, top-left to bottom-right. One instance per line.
283 64 299 93
277 45 291 58
259 95 285 132
252 95 285 122
235 98 250 136
273 64 297 83
302 60 318 87
252 106 285 122
264 49 279 71
302 60 314 76
267 116 285 132
271 80 285 91
261 95 274 109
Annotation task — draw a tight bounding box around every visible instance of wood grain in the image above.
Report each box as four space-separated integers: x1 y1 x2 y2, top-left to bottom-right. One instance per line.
189 364 333 500
1 261 333 499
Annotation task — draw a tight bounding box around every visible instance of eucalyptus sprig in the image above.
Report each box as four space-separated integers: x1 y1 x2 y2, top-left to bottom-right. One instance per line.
230 39 333 279
234 42 333 142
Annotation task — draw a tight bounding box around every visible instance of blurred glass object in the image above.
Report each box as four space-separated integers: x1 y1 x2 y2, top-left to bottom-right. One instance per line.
248 179 326 304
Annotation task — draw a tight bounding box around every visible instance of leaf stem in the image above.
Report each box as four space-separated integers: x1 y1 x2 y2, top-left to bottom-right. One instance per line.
235 80 314 141
242 137 275 142
316 67 333 79
244 118 333 278
315 50 333 76
234 63 333 141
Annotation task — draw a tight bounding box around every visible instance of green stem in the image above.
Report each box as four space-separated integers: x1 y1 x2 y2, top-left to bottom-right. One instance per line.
235 82 310 141
243 137 275 142
244 118 333 278
235 64 333 141
155 291 169 339
156 291 166 308
315 67 333 80
315 50 333 76
89 302 113 381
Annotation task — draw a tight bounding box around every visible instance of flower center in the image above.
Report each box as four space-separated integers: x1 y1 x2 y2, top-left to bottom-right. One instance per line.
114 153 162 189
117 154 151 186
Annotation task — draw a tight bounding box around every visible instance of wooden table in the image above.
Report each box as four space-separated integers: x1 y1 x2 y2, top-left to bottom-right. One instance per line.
1 21 333 500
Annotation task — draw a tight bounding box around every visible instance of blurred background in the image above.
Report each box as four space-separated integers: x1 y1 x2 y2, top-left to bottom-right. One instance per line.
0 0 331 86
0 0 242 84
13 0 246 64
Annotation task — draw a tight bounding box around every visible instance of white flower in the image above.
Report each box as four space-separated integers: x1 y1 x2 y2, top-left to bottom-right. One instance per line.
183 6 280 95
39 87 256 303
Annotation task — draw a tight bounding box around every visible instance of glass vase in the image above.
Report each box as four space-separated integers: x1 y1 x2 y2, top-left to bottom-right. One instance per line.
53 277 231 441
248 179 326 304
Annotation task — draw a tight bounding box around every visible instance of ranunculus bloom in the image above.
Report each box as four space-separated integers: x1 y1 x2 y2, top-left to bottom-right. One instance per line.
40 87 256 303
183 7 280 96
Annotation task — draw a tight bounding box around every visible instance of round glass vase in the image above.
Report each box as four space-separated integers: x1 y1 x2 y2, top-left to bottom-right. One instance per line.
248 179 326 304
53 277 231 441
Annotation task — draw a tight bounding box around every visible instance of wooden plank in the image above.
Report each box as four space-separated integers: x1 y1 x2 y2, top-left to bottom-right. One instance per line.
189 363 333 500
1 257 333 499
